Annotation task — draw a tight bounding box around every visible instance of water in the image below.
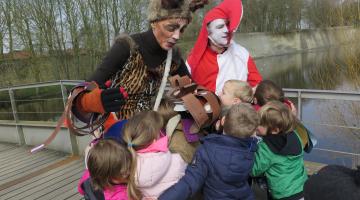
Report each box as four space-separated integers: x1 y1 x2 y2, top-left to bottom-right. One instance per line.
256 44 360 167
0 45 359 167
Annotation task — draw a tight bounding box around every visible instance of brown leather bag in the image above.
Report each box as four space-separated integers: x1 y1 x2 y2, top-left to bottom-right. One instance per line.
167 75 221 131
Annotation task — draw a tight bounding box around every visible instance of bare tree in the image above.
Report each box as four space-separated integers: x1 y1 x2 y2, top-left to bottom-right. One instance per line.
1 0 14 56
0 3 5 57
12 0 35 56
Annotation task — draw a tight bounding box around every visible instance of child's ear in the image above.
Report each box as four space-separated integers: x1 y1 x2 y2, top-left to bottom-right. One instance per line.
271 127 280 135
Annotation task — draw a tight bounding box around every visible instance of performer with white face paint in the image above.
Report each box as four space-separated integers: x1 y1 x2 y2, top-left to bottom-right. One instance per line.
186 0 262 95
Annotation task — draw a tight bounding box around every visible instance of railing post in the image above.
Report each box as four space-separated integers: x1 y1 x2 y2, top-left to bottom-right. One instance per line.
60 81 79 156
8 89 26 145
297 90 302 120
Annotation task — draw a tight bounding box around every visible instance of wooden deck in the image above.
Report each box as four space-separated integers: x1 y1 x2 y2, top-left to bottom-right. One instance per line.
0 142 84 200
0 142 327 200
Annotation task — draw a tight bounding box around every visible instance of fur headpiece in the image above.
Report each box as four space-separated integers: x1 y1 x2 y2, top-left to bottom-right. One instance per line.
148 0 209 22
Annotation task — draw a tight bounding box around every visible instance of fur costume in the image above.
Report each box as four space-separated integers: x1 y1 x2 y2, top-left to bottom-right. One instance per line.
148 0 208 22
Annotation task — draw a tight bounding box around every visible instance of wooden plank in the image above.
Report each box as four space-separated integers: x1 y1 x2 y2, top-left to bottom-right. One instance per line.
0 159 82 196
0 147 33 162
2 167 82 200
51 187 80 200
304 161 327 175
0 152 62 178
36 176 82 200
6 167 83 200
0 149 61 170
0 143 18 152
65 193 85 200
0 156 68 184
0 150 61 173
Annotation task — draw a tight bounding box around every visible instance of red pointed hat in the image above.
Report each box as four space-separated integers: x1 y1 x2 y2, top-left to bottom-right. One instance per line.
187 0 243 72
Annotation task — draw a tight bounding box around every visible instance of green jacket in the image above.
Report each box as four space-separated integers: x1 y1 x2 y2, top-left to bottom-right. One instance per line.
251 131 308 199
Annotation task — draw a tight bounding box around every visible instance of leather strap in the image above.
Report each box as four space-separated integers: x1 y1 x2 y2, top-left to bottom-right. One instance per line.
30 83 109 153
167 75 221 130
182 93 209 128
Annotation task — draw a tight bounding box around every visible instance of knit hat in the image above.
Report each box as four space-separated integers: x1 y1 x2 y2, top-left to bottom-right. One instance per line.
304 165 360 200
187 0 243 72
148 0 209 23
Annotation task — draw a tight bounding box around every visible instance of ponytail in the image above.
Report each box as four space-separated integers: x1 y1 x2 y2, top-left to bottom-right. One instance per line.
122 110 164 199
126 141 142 200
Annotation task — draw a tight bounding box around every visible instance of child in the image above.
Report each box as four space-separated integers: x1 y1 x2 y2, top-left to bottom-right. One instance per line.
253 79 296 114
122 110 187 200
219 79 254 106
253 79 316 153
159 103 260 200
251 101 308 200
78 139 131 200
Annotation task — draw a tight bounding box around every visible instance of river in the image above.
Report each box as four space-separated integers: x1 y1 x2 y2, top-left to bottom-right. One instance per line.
256 44 360 167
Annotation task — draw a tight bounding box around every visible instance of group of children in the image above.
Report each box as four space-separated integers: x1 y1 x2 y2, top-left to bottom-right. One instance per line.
77 79 353 200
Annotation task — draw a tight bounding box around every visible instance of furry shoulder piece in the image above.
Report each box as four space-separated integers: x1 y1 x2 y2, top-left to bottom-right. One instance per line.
114 33 138 55
148 0 209 22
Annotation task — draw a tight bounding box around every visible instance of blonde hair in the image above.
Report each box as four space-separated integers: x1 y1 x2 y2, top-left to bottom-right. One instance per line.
223 103 259 138
258 101 297 135
225 80 254 103
254 80 284 106
87 139 131 191
122 110 165 200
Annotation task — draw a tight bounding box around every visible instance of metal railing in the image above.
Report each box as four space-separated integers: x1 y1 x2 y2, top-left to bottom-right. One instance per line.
284 88 360 168
0 81 359 164
0 80 83 155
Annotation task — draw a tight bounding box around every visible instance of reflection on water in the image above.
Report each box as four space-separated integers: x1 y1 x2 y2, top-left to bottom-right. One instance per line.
257 44 360 167
256 45 360 91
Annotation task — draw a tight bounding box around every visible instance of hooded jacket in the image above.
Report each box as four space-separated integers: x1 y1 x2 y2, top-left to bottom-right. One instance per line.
159 134 258 200
78 170 128 200
135 136 187 199
251 131 308 200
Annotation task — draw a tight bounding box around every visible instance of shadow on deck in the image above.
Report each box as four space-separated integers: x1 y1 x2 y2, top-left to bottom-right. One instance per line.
0 142 84 200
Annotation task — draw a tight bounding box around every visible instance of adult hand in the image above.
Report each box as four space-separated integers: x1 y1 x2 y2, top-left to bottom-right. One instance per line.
79 82 128 114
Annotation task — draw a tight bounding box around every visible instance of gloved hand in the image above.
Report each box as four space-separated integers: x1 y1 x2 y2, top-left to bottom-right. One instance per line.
79 82 128 114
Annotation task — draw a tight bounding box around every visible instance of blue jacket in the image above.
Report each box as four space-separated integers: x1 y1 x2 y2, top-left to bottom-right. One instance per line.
159 134 258 200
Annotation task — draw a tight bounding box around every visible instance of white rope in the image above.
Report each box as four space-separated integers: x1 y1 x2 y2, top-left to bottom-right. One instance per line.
153 49 172 111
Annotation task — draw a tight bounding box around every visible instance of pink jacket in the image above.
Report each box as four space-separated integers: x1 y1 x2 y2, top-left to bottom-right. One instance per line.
136 136 187 199
78 170 128 200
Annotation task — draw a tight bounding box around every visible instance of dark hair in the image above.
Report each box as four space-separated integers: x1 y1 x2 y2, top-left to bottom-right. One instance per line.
254 80 285 106
87 139 131 191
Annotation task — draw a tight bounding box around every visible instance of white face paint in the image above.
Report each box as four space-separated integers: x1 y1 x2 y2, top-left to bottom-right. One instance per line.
207 18 230 47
